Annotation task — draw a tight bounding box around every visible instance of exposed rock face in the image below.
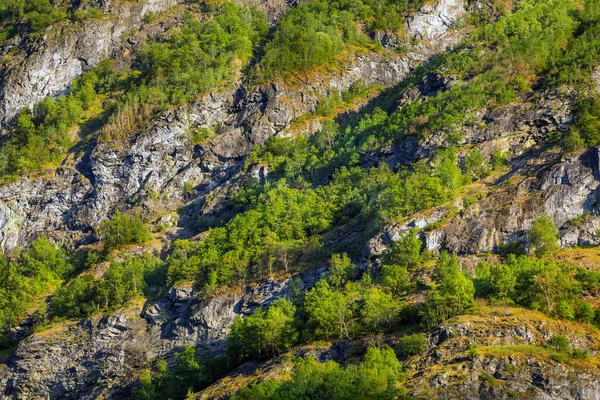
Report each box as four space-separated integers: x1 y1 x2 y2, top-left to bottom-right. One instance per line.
4 0 599 398
0 0 181 130
408 0 466 50
361 85 595 259
0 0 473 251
0 267 325 399
0 168 92 250
406 309 600 399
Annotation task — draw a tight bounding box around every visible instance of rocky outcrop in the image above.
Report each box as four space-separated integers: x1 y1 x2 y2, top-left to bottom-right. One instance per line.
362 84 587 258
0 0 474 251
0 0 181 130
0 266 325 399
191 307 600 400
406 309 600 399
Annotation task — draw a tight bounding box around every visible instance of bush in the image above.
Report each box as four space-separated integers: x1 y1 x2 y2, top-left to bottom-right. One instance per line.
556 300 575 320
396 333 427 358
468 344 479 358
529 215 559 257
227 299 298 363
99 211 152 252
576 301 595 323
232 346 403 400
570 348 589 359
548 335 570 352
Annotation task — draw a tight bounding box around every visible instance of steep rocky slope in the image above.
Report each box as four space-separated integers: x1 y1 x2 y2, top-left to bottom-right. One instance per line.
0 0 599 399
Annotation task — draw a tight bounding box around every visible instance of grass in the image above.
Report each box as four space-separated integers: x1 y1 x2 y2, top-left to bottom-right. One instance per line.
554 247 600 271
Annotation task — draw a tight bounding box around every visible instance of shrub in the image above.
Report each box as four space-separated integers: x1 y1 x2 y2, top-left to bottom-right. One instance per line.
468 344 479 359
548 335 570 352
529 215 559 256
555 300 575 320
396 333 427 358
570 348 589 359
227 299 298 363
99 211 152 252
575 301 595 323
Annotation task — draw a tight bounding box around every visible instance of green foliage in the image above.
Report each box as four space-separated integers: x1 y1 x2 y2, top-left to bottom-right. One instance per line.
0 0 70 43
305 280 353 339
468 344 479 359
475 255 583 318
576 301 595 323
360 285 400 332
51 255 164 318
104 4 267 139
570 348 589 359
423 253 475 328
0 256 30 330
381 263 411 296
550 0 600 85
99 211 153 253
556 300 575 320
232 346 403 400
167 182 334 288
474 261 516 301
0 236 75 331
529 215 559 257
327 253 355 288
138 6 266 106
258 0 425 78
0 61 118 180
396 333 427 358
385 230 423 268
132 346 207 400
463 148 488 180
548 335 570 352
227 299 298 363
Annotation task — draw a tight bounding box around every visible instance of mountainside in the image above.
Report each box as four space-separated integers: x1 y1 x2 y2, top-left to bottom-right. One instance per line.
0 0 600 399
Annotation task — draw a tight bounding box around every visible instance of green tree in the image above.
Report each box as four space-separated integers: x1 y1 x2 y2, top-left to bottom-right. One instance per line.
228 299 297 362
576 301 595 323
475 262 516 301
0 257 30 330
305 280 353 339
423 253 475 327
533 261 579 314
396 333 427 358
360 286 400 331
386 229 423 268
530 215 559 256
327 253 355 288
99 211 152 252
464 148 486 180
381 263 411 296
232 346 402 400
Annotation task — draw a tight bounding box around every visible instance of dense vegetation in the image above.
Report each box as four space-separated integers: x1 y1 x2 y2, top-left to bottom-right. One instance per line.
257 0 424 78
0 0 72 43
99 211 153 253
103 4 268 139
2 0 600 398
0 237 74 330
232 346 405 400
0 61 116 180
